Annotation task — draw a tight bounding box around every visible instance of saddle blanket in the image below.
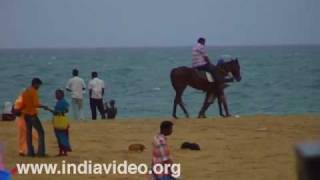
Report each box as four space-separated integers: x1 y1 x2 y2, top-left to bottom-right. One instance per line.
205 72 214 82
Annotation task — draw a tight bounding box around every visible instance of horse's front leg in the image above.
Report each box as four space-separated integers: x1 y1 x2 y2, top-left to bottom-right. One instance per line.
198 92 214 118
218 93 231 117
222 95 231 117
218 95 225 117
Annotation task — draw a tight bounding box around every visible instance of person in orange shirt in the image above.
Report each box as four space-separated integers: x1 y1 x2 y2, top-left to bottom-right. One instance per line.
21 78 47 157
13 92 38 156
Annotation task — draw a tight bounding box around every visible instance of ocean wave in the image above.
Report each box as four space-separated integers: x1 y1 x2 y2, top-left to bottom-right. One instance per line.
0 46 319 118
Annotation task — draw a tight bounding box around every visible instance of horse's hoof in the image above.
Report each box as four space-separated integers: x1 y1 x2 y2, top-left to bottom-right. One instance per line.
198 114 206 119
172 115 178 119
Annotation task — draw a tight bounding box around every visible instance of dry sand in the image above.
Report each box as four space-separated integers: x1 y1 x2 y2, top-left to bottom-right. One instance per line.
0 115 319 180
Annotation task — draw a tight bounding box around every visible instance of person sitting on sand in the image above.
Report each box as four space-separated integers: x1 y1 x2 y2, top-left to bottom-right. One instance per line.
13 91 38 156
105 100 117 119
21 78 48 157
151 121 175 180
1 101 15 121
44 89 72 156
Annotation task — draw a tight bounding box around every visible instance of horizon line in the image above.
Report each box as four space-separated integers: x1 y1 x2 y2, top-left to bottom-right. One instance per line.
1 43 320 50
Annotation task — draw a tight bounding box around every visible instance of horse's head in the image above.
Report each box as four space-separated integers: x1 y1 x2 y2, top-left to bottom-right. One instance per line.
224 58 241 82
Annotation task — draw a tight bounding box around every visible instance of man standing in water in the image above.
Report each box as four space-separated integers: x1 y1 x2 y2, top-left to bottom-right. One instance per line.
88 72 106 120
66 69 86 120
21 78 47 157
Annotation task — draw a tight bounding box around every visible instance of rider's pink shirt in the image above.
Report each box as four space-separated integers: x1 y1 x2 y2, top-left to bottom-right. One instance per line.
192 43 208 67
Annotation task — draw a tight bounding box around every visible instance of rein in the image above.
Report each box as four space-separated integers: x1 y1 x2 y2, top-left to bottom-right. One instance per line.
217 63 229 76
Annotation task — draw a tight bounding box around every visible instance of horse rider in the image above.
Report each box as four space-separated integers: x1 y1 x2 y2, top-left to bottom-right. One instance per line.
192 37 227 95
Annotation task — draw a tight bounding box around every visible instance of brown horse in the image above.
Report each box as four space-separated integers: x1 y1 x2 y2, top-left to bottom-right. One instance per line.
170 59 241 118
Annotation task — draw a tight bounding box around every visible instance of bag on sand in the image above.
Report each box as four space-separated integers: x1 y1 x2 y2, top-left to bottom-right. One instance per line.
52 115 68 130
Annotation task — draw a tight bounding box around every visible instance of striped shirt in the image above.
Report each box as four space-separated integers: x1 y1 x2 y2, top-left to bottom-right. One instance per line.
152 134 170 165
152 134 171 178
192 43 208 67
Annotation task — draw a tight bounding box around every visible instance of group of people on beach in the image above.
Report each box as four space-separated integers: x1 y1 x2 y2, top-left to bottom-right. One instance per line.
66 69 117 121
13 68 117 157
6 37 232 179
12 75 177 179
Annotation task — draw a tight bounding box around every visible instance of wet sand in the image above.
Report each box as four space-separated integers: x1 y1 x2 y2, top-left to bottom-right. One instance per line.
0 115 319 180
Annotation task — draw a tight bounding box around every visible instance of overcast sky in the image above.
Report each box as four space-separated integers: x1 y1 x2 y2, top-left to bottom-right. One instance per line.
0 0 319 48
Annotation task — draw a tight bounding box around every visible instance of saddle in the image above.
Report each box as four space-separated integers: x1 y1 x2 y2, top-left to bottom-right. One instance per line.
194 69 215 83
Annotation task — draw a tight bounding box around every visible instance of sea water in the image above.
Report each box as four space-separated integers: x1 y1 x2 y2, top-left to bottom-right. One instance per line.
0 45 319 119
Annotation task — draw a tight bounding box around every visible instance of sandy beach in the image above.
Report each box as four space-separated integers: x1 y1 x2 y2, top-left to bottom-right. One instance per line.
0 115 319 180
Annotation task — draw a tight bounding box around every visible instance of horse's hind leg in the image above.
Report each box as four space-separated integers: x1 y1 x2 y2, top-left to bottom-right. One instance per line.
172 100 178 119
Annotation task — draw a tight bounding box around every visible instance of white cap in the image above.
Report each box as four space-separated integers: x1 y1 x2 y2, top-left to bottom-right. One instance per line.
220 54 232 61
